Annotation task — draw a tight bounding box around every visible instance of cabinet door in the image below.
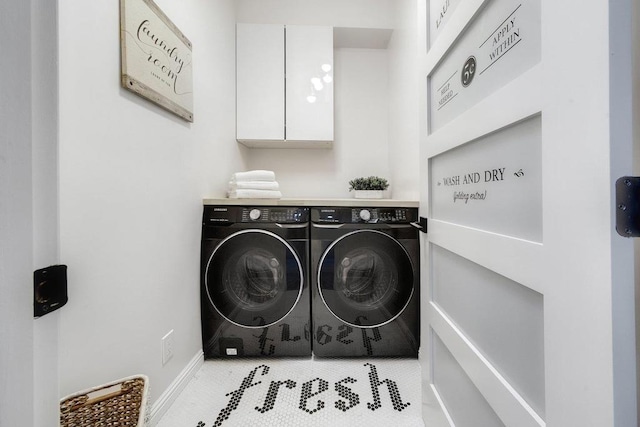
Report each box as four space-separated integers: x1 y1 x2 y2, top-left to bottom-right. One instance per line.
236 24 284 141
285 25 333 142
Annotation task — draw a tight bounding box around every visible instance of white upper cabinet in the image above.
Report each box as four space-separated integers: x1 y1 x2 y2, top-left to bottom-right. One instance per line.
236 24 285 142
236 23 333 148
284 25 333 144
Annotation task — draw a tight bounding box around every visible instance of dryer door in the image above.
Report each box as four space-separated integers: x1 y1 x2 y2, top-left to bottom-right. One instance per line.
205 229 303 328
318 229 414 327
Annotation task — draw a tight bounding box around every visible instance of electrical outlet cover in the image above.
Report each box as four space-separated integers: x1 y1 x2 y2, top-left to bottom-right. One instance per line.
162 330 174 365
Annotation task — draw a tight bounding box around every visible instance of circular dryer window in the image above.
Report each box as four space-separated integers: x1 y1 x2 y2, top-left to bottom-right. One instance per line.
318 230 414 328
205 230 303 328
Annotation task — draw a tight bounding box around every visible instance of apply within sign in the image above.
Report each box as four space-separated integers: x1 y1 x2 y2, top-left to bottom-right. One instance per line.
120 0 193 122
429 0 540 132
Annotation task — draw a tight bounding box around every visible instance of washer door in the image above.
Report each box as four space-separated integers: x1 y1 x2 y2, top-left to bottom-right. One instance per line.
205 229 303 328
318 230 414 328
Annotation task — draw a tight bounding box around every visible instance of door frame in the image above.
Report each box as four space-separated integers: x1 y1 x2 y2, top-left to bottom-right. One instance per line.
1 0 61 425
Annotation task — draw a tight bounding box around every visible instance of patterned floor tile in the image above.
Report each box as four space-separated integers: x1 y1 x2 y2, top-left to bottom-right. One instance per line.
157 358 424 427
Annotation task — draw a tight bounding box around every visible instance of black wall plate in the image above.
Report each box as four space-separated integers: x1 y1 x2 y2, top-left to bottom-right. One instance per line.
616 177 640 237
34 265 68 318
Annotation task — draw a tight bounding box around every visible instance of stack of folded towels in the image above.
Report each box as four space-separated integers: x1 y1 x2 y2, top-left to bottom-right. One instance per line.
227 170 282 199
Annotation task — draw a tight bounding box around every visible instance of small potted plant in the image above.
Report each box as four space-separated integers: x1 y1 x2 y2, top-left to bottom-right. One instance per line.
348 176 390 199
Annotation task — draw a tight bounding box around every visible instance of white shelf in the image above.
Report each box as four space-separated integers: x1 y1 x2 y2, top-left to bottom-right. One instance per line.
203 198 418 207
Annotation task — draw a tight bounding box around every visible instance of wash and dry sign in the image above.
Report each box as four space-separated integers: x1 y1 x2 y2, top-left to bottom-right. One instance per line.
120 0 193 122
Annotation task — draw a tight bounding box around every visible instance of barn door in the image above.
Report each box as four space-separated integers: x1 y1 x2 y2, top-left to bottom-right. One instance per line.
420 0 637 425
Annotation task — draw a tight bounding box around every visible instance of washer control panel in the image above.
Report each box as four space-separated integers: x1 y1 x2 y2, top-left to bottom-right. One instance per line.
350 208 413 223
312 207 417 224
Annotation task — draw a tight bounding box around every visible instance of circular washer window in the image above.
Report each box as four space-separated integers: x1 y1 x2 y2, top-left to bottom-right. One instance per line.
205 229 303 328
318 230 414 328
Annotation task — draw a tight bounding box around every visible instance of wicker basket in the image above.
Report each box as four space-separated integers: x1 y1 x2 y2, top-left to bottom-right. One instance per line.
60 375 149 427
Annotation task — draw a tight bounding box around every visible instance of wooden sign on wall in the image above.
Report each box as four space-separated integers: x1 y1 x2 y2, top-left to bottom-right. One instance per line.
120 0 193 122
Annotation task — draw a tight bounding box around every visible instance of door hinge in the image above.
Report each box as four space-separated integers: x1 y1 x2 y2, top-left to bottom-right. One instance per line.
615 177 640 237
411 216 428 233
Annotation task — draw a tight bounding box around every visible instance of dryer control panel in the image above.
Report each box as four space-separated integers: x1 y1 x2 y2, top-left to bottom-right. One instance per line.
312 207 417 224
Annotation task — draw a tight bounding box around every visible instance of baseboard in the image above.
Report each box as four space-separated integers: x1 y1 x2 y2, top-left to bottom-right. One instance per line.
149 350 204 426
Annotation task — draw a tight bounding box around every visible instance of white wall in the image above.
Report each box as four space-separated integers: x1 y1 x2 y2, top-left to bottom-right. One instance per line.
246 48 391 198
57 0 242 405
237 0 416 199
1 0 36 424
236 0 395 28
387 0 421 201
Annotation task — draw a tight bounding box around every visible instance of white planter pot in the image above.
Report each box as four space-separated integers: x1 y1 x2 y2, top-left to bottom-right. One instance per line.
354 190 384 199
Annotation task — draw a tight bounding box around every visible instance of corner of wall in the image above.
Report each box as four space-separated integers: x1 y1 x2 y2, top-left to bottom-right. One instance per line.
149 351 204 426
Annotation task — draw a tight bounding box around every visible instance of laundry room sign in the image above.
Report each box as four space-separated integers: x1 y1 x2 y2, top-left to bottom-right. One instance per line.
430 115 542 242
428 0 540 132
119 0 193 122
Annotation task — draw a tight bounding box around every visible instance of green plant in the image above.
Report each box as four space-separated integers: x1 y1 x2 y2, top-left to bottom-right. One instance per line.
348 176 389 191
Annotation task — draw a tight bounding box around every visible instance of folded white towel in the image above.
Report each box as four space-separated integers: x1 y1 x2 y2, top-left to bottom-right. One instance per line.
230 170 276 183
228 181 280 191
227 189 282 199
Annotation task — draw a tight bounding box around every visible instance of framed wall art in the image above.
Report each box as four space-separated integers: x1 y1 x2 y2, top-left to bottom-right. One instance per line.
120 0 193 122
